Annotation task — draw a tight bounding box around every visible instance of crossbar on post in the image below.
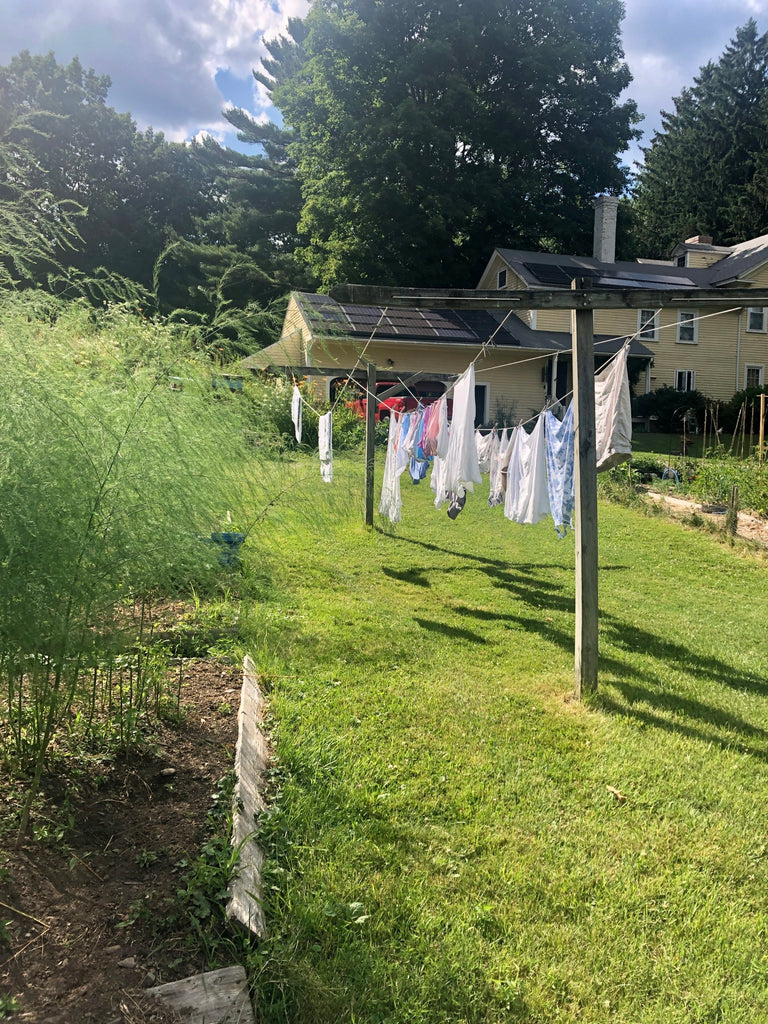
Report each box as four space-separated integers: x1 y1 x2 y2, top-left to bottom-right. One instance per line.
572 279 599 697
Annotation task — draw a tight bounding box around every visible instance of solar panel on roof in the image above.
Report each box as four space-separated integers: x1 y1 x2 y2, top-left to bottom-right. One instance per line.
523 262 601 286
340 304 383 316
435 328 474 338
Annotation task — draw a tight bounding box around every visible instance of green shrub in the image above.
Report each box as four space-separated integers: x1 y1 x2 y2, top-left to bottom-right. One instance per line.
632 386 707 432
719 386 768 434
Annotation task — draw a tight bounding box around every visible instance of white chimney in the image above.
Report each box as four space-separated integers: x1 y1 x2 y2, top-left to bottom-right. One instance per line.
592 195 619 263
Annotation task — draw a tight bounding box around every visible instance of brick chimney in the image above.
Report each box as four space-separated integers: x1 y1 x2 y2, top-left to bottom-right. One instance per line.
685 234 713 245
592 195 619 263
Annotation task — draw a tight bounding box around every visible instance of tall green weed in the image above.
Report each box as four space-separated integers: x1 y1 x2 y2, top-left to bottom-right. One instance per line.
0 296 276 831
686 455 768 515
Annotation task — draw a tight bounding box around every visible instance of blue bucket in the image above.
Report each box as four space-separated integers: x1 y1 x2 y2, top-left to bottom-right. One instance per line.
209 532 246 566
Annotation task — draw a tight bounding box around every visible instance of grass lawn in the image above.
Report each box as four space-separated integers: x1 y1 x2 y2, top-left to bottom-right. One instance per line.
631 431 763 460
244 454 768 1023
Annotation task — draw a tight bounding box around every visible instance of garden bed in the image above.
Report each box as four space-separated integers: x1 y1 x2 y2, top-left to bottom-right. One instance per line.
644 489 768 546
0 659 242 1023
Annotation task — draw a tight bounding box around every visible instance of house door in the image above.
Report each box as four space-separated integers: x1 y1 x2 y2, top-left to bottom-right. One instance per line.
474 384 488 426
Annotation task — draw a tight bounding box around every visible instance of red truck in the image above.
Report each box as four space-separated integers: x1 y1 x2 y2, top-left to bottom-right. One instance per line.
345 381 451 422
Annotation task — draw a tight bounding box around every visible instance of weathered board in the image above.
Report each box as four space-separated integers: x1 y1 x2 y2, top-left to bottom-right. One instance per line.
226 654 269 937
330 282 768 310
147 965 255 1024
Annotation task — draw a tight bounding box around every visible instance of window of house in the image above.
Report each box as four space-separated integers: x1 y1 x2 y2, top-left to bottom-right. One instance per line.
747 307 766 332
676 310 698 344
745 365 765 388
676 252 687 267
638 308 658 340
675 369 696 392
497 269 507 289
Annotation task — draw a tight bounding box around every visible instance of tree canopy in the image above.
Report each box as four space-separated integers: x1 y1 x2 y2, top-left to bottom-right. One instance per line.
632 20 768 257
257 0 639 289
0 50 309 354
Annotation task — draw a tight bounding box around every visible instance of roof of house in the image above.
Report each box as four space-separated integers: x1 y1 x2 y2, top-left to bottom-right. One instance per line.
242 292 653 371
494 248 706 290
493 231 768 291
705 232 768 284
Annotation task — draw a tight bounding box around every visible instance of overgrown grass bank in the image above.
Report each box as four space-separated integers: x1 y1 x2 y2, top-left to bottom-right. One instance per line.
245 462 768 1023
0 296 356 836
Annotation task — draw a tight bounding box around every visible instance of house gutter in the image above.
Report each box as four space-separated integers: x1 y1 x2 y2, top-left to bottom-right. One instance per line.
735 309 742 391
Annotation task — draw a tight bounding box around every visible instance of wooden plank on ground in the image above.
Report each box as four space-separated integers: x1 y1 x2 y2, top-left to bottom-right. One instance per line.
147 965 255 1024
226 655 268 937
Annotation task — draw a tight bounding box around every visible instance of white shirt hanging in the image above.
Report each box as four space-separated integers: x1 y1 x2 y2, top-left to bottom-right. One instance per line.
595 344 632 472
318 411 333 483
291 385 302 444
379 412 411 523
504 416 550 525
439 365 482 505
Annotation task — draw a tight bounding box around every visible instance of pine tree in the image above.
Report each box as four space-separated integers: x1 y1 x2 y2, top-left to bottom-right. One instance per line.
633 20 768 257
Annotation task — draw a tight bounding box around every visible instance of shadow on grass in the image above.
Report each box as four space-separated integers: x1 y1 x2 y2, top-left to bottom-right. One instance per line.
382 566 431 587
413 617 486 643
501 609 768 760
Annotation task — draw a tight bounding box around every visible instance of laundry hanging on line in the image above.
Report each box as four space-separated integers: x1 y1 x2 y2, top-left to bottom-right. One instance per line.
475 427 496 474
488 427 509 508
595 342 632 472
318 411 333 483
433 365 481 515
503 415 550 526
379 410 413 523
544 403 575 538
291 385 302 444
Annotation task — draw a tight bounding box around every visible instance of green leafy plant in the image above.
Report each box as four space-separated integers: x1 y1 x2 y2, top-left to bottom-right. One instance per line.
0 994 20 1018
0 297 279 835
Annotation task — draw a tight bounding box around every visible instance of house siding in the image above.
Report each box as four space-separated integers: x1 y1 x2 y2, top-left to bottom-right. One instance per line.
648 308 738 399
686 251 730 269
737 263 768 390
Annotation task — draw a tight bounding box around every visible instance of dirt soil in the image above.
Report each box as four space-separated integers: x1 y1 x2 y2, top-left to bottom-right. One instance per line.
645 489 768 547
0 659 243 1024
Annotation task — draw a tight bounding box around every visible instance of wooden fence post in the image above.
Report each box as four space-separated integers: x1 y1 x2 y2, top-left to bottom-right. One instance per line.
365 361 376 526
572 279 599 698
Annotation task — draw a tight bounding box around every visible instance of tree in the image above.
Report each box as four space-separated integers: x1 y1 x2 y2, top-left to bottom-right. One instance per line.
255 0 639 289
0 108 83 288
152 121 313 355
0 51 219 289
632 21 768 257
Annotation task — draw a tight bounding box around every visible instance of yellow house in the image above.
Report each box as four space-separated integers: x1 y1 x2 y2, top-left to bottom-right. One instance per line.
478 199 768 402
246 198 768 419
245 289 653 426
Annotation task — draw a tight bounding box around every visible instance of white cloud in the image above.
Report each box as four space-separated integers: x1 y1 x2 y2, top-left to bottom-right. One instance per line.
0 0 309 142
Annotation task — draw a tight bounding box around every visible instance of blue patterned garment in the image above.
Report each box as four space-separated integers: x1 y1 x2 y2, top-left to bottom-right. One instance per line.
544 404 575 538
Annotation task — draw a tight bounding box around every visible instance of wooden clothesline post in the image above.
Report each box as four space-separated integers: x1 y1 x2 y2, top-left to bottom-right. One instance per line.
365 361 377 525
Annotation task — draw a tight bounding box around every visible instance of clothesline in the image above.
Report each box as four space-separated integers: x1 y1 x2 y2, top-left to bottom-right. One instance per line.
379 344 633 533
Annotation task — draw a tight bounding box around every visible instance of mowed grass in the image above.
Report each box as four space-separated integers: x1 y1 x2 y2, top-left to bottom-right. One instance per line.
245 453 768 1023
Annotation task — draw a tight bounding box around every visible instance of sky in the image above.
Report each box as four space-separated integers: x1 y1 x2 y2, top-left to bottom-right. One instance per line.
1 0 767 169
